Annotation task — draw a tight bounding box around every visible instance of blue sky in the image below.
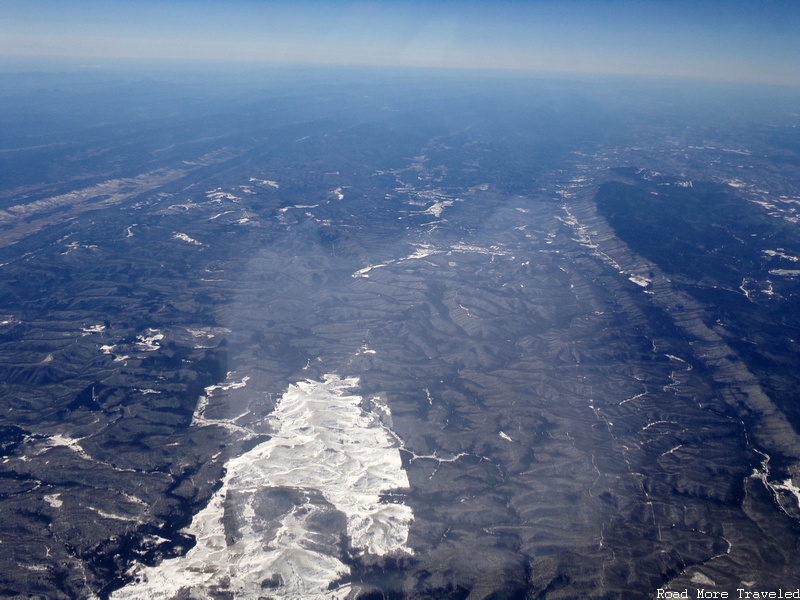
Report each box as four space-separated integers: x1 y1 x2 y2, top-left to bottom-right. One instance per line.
2 0 799 85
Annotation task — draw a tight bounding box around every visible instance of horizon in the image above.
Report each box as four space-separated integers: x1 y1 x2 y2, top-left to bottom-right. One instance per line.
2 0 800 87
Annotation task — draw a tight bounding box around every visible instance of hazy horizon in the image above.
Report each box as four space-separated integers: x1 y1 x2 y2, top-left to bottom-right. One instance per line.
2 0 800 86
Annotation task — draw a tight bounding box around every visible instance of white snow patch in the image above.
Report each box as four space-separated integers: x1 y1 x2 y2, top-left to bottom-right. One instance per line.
136 329 163 352
114 374 413 600
721 147 752 155
278 203 319 216
401 243 438 262
44 493 62 508
352 244 439 278
249 178 279 189
352 263 388 278
421 200 453 217
87 506 138 522
44 434 92 461
173 233 202 246
690 572 716 586
773 478 800 510
61 241 98 255
192 374 250 425
449 242 509 257
764 249 800 262
206 189 240 202
81 324 106 335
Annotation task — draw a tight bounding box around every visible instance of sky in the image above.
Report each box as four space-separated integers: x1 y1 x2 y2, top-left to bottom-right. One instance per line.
2 0 800 85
